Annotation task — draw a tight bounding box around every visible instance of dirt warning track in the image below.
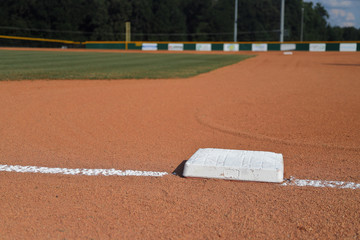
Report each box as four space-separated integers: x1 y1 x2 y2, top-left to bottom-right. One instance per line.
0 51 359 239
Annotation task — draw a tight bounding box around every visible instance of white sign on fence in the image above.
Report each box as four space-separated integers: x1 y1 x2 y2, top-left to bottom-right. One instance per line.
142 43 158 51
252 43 268 51
309 43 326 52
168 43 184 51
223 43 239 52
196 43 211 51
340 43 357 52
280 43 296 51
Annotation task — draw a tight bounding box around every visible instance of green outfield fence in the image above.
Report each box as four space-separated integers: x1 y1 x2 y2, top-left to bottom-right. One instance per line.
85 41 360 52
1 35 359 52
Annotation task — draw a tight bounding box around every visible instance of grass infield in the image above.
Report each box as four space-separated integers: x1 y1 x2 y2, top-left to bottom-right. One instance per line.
0 49 252 80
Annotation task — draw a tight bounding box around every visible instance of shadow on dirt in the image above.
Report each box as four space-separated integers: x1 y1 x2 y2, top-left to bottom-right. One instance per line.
172 160 187 177
324 63 360 67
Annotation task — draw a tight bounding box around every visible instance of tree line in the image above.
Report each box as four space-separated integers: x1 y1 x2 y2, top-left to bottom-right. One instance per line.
0 0 359 43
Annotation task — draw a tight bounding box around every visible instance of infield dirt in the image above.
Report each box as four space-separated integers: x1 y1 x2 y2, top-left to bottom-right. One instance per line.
0 50 359 239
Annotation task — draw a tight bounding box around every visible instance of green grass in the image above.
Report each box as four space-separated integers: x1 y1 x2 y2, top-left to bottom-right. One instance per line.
0 49 252 80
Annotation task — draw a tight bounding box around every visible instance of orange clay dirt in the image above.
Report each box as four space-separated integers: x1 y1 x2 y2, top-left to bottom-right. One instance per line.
0 49 359 239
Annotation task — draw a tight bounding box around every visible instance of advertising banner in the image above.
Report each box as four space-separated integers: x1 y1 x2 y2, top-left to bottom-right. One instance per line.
252 43 268 51
339 43 357 52
168 43 184 51
196 43 211 51
280 43 296 51
224 43 239 51
309 43 326 52
142 43 158 51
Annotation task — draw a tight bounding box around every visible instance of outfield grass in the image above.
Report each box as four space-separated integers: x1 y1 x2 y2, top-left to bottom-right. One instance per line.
0 49 252 80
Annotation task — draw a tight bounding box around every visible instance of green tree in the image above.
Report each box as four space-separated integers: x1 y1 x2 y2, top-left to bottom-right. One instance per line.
284 0 302 41
206 0 234 41
180 0 212 41
303 2 329 41
151 0 186 41
237 0 280 41
107 0 132 41
129 0 153 41
342 27 360 41
1 0 359 44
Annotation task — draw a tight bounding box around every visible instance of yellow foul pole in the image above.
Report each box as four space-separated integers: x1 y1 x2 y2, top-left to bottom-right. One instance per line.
125 22 131 50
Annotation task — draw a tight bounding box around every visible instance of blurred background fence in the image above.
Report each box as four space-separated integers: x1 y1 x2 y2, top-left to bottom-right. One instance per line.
1 0 359 47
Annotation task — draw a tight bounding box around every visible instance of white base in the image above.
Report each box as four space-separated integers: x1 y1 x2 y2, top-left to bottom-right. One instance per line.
183 148 284 183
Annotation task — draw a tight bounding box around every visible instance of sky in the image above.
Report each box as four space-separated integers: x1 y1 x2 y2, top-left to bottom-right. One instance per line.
304 0 360 28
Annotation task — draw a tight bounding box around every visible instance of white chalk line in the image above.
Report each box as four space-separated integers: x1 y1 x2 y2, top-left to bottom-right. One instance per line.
0 164 168 177
1 164 359 190
282 176 360 190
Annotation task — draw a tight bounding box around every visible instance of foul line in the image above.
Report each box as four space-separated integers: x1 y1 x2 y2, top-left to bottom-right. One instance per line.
0 164 168 177
282 176 360 190
1 164 359 190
